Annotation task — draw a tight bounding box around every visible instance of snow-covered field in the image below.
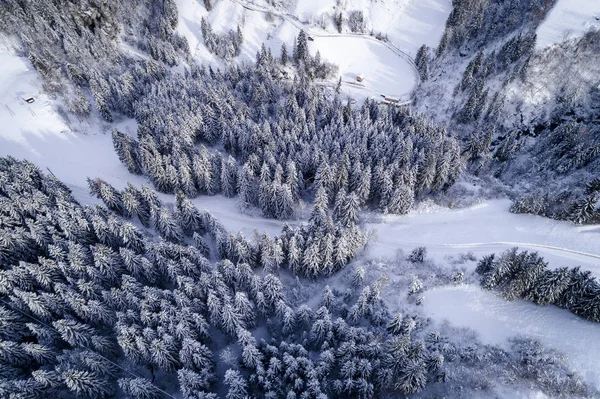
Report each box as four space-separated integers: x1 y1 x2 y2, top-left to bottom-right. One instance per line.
364 0 452 56
536 0 600 49
291 0 452 56
311 35 417 98
366 199 600 277
423 285 600 387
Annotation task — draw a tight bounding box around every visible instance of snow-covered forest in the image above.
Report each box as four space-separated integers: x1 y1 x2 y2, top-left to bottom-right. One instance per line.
414 0 600 224
0 0 599 397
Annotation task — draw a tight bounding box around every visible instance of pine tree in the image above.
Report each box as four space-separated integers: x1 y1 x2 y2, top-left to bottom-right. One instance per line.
387 313 404 335
221 156 238 198
414 45 429 81
570 194 599 224
175 192 203 235
53 319 96 347
337 191 361 227
112 130 142 175
397 359 426 394
281 43 288 66
235 292 255 327
178 368 214 398
238 164 257 209
262 274 285 310
118 377 162 399
179 154 198 198
156 207 183 243
503 252 547 301
437 31 448 56
179 338 213 372
526 267 571 306
63 370 111 397
334 12 343 33
224 369 248 399
387 185 414 215
150 336 181 371
221 301 246 336
302 241 322 278
193 151 213 195
94 178 126 216
321 285 335 310
295 30 309 65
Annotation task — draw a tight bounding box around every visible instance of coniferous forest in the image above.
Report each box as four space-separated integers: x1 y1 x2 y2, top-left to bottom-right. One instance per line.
1 0 600 397
0 157 594 398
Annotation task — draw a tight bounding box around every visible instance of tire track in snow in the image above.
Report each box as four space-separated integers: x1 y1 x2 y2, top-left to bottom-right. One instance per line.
379 239 600 265
437 241 600 262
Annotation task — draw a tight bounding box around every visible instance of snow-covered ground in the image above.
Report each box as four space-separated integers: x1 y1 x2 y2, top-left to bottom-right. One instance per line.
423 284 600 387
365 199 600 277
364 0 451 57
291 0 452 56
175 0 451 100
536 0 600 49
311 35 417 98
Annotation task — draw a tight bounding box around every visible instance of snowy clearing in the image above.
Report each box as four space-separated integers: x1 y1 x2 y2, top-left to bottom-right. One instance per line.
536 0 600 49
175 0 220 63
0 52 69 152
423 284 600 387
311 35 417 99
365 199 600 277
366 0 452 57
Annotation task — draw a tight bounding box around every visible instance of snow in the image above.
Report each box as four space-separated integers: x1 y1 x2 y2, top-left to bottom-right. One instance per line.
311 35 417 98
366 0 452 57
174 0 220 63
293 0 452 56
536 0 600 49
423 284 600 386
365 199 600 277
293 0 334 22
0 53 69 152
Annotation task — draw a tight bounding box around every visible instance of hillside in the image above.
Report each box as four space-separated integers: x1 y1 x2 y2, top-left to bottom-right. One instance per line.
0 0 600 398
175 0 451 101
